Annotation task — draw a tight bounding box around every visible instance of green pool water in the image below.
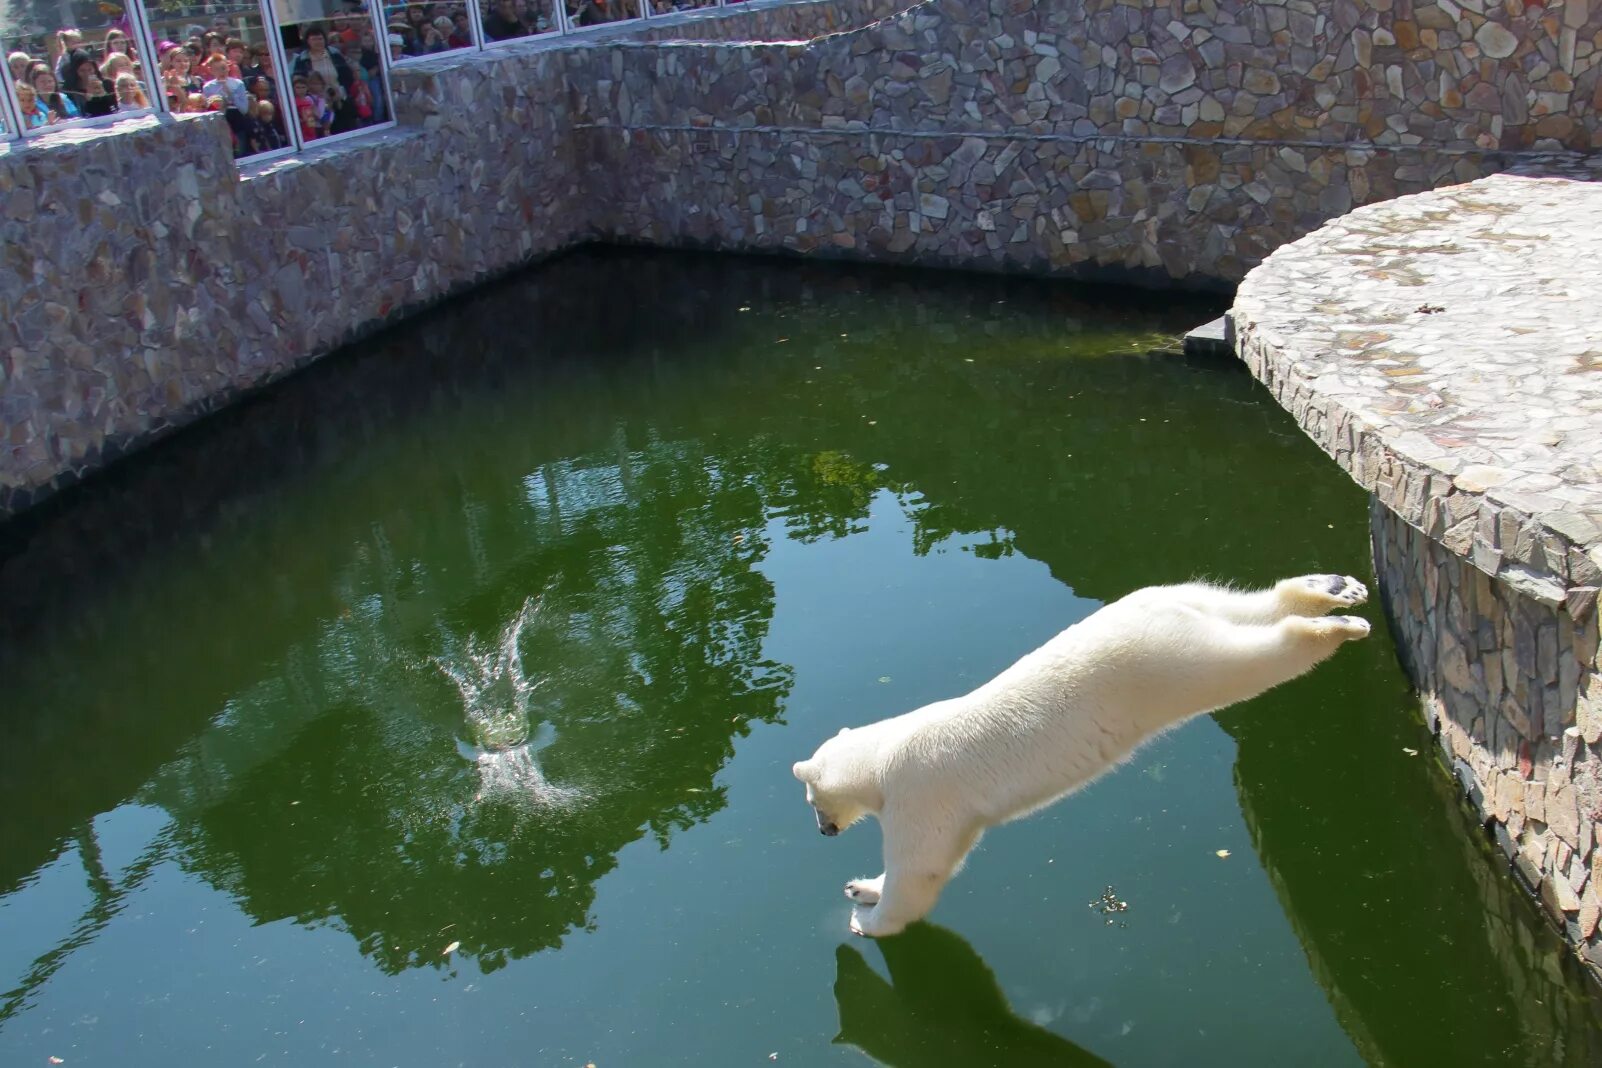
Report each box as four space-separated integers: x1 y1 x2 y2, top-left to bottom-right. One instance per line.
2 249 1598 1067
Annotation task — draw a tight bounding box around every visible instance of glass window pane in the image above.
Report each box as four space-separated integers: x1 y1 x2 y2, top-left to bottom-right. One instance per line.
384 1 476 58
564 0 640 29
143 3 294 161
476 0 558 41
4 14 157 132
272 0 391 143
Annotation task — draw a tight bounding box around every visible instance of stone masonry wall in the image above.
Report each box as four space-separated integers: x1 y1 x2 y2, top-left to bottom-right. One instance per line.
572 0 1602 282
1375 503 1602 973
5 0 1602 515
0 46 581 515
1234 171 1602 976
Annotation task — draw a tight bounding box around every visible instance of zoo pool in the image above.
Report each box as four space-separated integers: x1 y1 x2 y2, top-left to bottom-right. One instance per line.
1 249 1599 1067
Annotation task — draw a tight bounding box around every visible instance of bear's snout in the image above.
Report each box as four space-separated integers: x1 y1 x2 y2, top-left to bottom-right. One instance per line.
815 809 840 836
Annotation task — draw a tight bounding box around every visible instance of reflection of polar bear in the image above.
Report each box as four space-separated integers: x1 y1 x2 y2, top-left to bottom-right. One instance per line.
793 575 1372 937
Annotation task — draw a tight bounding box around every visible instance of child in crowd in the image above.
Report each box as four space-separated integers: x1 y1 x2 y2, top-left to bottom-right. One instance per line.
304 71 337 130
114 71 149 109
245 100 286 153
202 54 250 153
202 53 248 112
291 74 330 140
348 67 374 121
13 82 50 128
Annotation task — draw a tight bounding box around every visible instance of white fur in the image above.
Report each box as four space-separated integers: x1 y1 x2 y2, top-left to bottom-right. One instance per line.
792 574 1372 937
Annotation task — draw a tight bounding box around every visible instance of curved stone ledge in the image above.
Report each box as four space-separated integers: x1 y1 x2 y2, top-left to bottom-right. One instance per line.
1235 171 1602 974
1235 173 1602 616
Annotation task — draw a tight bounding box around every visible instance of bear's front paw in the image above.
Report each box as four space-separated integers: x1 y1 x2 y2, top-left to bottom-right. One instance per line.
844 876 883 905
849 906 905 938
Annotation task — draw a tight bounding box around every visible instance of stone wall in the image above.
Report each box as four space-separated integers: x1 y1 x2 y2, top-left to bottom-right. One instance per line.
1234 171 1602 976
636 0 911 40
573 0 1602 282
5 0 1602 516
0 45 582 515
1375 504 1602 972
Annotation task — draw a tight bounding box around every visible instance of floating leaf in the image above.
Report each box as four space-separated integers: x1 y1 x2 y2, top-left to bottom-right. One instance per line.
443 941 460 955
1402 747 1419 756
1215 849 1231 858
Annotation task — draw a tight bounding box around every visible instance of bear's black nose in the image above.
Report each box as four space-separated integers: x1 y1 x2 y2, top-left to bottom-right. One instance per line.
820 822 839 836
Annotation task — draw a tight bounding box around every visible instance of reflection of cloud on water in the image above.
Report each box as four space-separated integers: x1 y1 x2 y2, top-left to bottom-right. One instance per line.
434 596 583 813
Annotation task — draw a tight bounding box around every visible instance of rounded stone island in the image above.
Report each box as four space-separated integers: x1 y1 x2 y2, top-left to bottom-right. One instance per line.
1233 171 1602 974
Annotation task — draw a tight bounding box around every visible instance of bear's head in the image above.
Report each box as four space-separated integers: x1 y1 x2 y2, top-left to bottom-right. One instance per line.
792 727 878 837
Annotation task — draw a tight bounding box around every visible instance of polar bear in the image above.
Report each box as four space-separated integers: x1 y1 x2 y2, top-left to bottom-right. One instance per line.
792 575 1371 937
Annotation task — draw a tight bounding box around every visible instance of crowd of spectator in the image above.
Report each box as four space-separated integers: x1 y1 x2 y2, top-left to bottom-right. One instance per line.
5 0 730 143
7 25 152 129
5 11 395 158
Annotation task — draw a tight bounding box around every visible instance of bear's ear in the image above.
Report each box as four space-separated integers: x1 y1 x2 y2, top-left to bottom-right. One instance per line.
792 759 818 783
836 727 851 737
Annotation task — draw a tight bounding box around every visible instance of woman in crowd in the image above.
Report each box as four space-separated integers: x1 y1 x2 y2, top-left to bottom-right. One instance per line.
241 43 273 87
30 64 80 122
421 16 451 52
482 0 527 39
449 11 472 47
162 45 203 104
104 27 134 61
100 52 134 88
63 50 118 117
291 26 357 134
8 51 32 82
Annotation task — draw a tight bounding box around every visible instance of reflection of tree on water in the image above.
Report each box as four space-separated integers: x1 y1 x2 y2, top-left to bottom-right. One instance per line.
833 923 1112 1068
137 434 941 975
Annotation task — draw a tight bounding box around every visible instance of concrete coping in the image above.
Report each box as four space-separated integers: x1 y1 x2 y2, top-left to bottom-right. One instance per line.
1233 169 1602 617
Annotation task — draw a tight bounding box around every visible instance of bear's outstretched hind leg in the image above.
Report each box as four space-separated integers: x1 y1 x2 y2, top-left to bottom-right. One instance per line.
1147 575 1367 626
1274 574 1368 617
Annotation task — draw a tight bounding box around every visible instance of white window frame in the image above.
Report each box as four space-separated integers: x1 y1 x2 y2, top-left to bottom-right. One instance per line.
558 0 649 36
474 0 565 47
142 0 300 166
4 15 163 139
270 0 398 153
0 74 21 141
387 0 486 66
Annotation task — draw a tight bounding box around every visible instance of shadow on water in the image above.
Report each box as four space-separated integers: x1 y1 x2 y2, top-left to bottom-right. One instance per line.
1 248 1600 1062
833 923 1112 1068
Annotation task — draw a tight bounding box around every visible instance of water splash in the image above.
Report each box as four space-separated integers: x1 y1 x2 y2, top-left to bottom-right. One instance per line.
433 597 582 810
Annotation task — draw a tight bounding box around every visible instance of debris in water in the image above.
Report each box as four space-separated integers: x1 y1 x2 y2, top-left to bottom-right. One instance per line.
1215 849 1231 858
49 1059 64 1065
1088 885 1129 927
877 676 892 684
1402 747 1419 756
443 941 461 955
